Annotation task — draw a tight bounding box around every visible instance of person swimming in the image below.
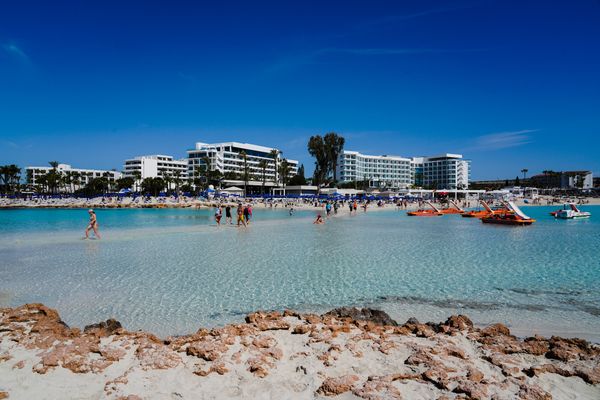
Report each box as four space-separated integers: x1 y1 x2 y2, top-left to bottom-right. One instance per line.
313 214 325 224
84 209 101 239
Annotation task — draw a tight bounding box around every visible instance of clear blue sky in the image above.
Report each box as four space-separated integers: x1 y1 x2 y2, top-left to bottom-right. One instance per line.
1 0 599 180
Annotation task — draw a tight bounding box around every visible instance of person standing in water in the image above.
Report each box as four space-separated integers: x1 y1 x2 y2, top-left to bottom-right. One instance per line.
84 209 101 239
225 205 232 224
237 203 247 227
214 205 222 226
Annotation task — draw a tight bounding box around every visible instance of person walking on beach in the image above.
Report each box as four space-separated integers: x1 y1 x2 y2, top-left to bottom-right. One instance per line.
349 201 353 214
225 205 232 224
243 204 251 225
214 205 222 226
84 209 101 239
237 203 246 227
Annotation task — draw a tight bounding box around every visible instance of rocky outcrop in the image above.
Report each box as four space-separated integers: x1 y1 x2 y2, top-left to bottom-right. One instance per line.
323 307 398 326
1 303 599 399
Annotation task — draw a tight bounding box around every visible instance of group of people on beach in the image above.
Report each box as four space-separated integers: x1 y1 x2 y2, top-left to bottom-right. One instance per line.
214 203 253 227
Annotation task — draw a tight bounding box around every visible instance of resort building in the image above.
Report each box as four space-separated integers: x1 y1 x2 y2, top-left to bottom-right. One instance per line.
412 154 471 190
337 150 412 189
187 141 298 192
123 155 188 180
25 164 122 192
559 170 593 189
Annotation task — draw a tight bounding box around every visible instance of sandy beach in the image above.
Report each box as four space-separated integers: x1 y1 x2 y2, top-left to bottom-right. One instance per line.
1 194 599 211
1 304 599 399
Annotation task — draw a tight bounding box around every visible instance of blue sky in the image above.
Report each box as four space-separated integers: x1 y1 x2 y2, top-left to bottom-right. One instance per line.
1 0 599 180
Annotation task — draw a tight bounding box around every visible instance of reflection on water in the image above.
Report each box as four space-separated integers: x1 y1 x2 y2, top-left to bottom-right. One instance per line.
0 206 599 340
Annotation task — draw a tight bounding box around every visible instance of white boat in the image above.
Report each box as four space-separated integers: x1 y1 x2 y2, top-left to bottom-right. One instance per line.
555 203 591 219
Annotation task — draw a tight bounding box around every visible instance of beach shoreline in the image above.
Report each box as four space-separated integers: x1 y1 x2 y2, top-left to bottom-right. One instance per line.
2 195 599 211
1 303 599 399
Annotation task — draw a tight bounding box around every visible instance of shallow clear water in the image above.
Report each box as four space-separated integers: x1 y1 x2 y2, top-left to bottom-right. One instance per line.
1 206 599 340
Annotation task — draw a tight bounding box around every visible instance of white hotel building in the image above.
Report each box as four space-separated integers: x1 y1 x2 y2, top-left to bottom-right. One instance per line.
338 151 412 189
187 141 298 191
26 164 122 191
338 150 471 190
123 155 187 180
412 154 471 189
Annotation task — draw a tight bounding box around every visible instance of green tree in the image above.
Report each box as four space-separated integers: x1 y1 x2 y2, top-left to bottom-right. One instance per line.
141 177 166 196
116 177 134 191
515 176 520 186
269 149 279 186
521 168 528 180
132 170 142 193
324 132 345 183
47 161 61 194
307 135 329 192
0 164 21 194
258 159 268 194
239 150 249 197
278 158 291 188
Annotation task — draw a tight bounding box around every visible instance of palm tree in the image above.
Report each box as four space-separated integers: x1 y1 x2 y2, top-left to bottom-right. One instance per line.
173 170 182 195
132 170 142 193
269 149 279 187
257 159 268 195
240 150 249 197
47 161 61 194
278 159 291 190
521 168 529 180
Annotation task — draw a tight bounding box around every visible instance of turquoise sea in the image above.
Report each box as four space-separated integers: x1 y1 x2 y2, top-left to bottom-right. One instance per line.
1 206 599 340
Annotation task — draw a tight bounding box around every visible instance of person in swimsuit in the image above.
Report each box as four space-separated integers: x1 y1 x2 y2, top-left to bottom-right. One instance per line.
237 203 246 227
225 205 232 224
215 206 222 226
84 209 101 239
313 214 325 224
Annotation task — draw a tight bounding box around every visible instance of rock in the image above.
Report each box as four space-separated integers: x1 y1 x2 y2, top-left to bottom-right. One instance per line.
467 367 484 383
292 324 312 334
405 317 420 325
444 315 473 331
0 392 8 399
323 308 398 326
317 375 360 396
257 320 290 331
453 381 489 400
186 341 227 361
517 384 552 400
84 319 122 336
481 323 511 337
252 335 276 349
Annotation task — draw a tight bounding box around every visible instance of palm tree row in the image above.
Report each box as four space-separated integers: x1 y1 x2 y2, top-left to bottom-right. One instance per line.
0 164 21 194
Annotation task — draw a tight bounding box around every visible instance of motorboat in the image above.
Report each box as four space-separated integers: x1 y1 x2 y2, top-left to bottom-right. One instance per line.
481 201 535 226
407 201 443 216
554 203 591 219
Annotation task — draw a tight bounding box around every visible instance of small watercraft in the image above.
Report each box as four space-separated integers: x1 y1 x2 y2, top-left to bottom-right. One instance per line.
481 201 535 226
438 199 465 215
461 200 507 218
554 203 591 219
407 201 443 216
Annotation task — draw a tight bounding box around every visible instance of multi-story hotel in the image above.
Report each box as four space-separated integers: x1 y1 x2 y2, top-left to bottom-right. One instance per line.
26 163 122 191
338 150 412 189
123 155 187 181
412 154 471 189
187 141 298 191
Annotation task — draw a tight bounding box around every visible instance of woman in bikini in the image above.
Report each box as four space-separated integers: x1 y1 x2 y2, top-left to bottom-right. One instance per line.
84 209 101 239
